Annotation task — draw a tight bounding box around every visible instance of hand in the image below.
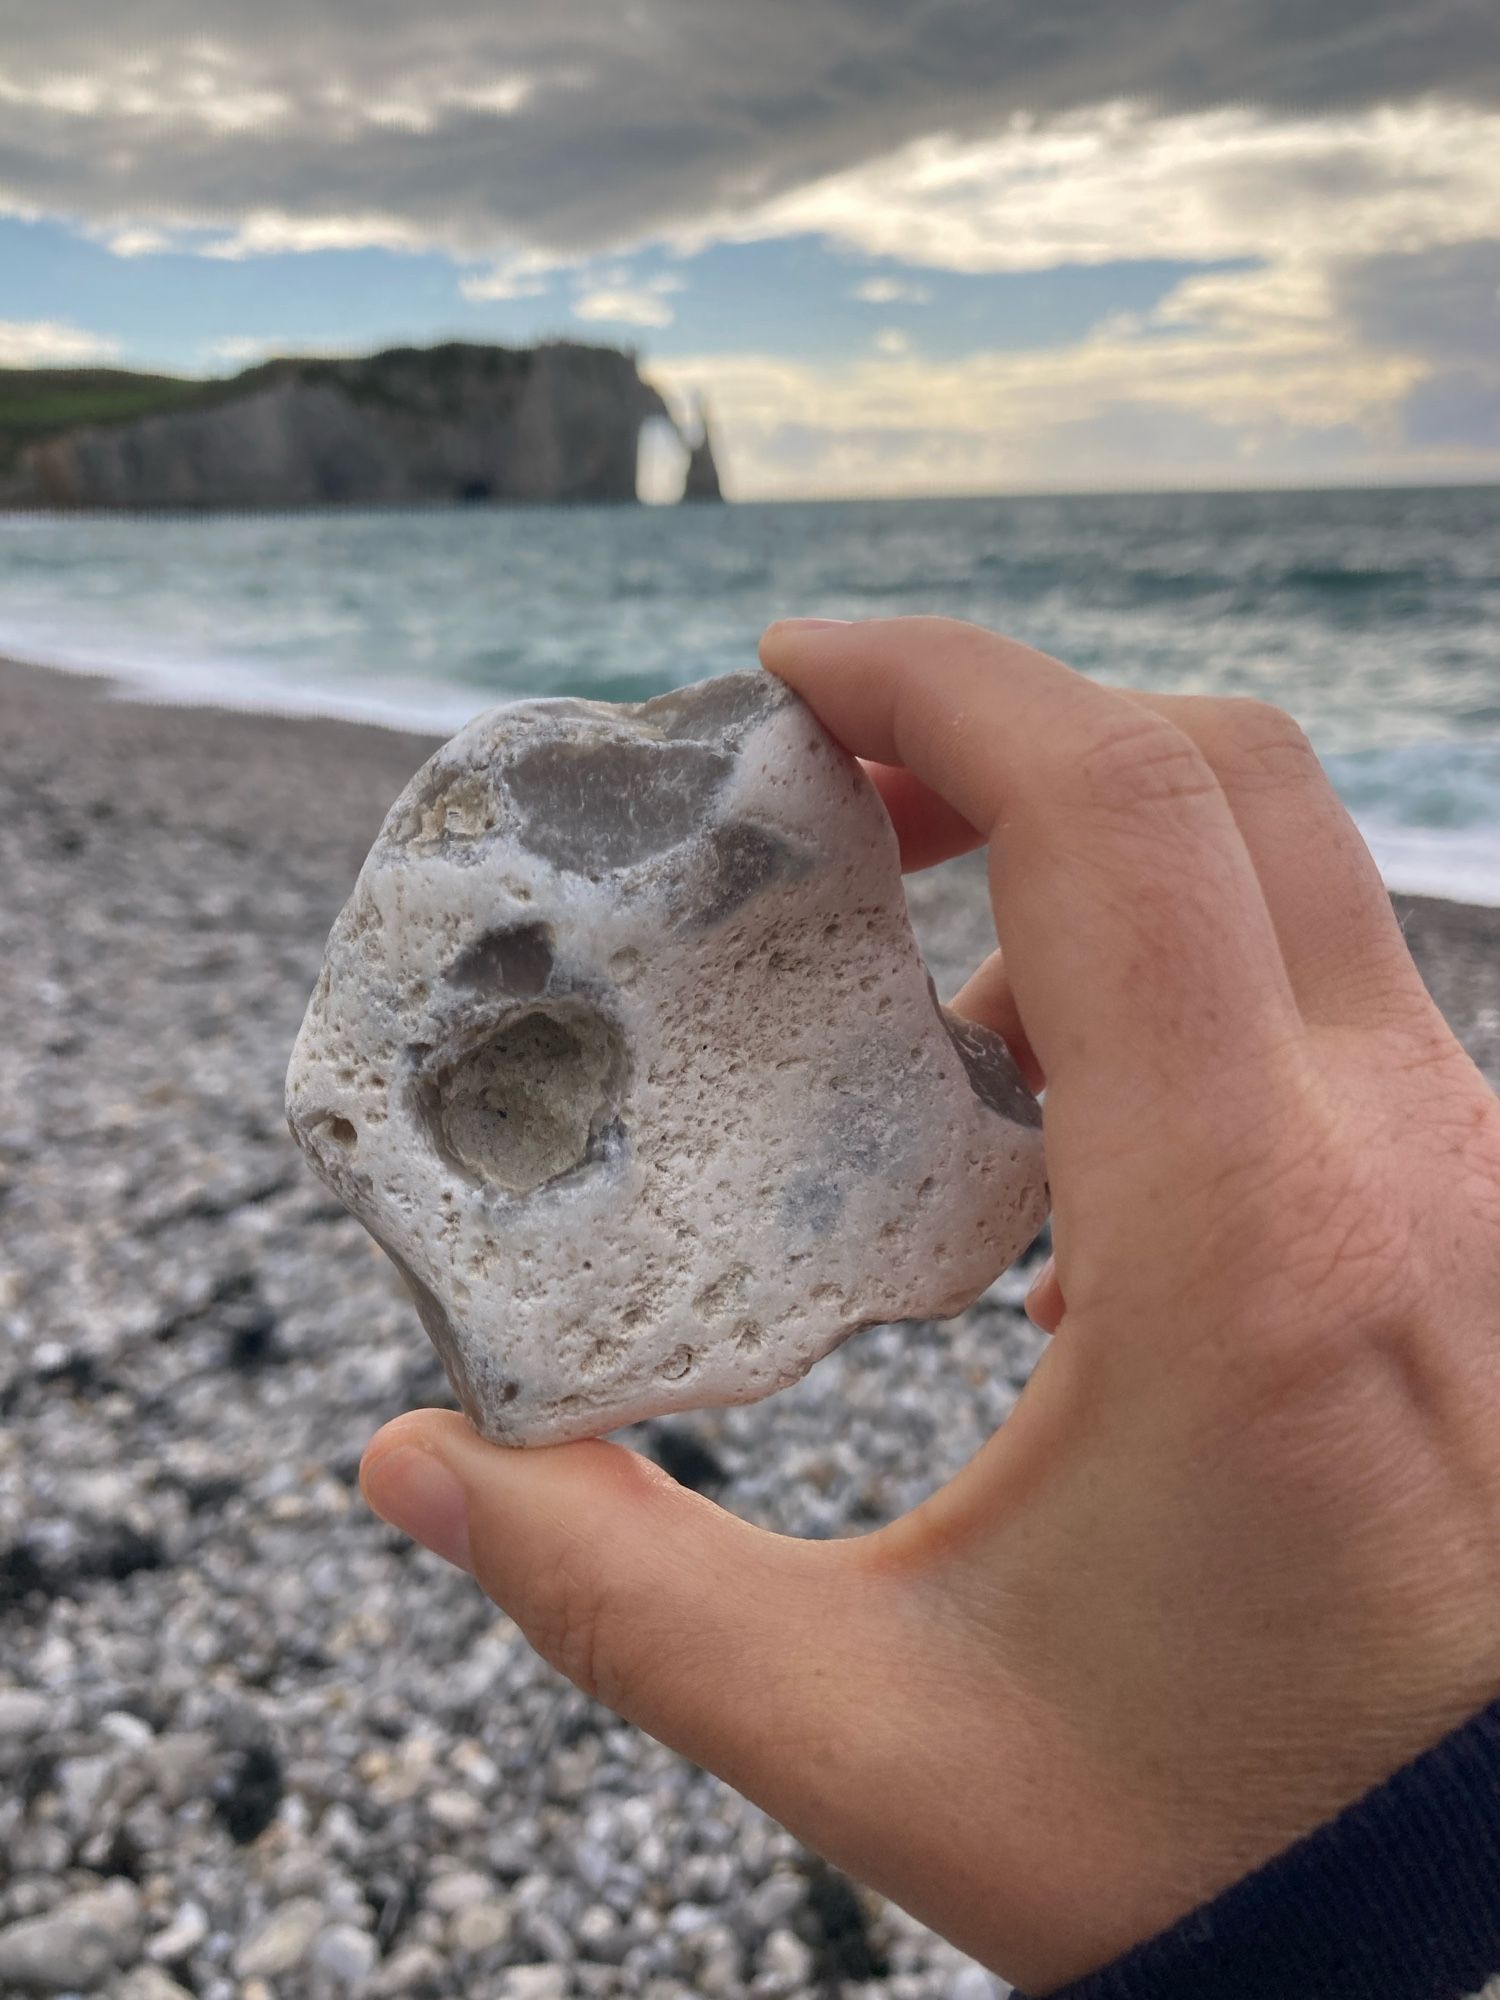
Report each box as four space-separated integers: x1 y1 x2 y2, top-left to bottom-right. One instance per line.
361 617 1500 1993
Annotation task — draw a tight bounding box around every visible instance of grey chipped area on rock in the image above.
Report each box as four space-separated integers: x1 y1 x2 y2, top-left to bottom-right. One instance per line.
507 735 733 874
286 669 1048 1444
694 820 812 928
936 999 1043 1131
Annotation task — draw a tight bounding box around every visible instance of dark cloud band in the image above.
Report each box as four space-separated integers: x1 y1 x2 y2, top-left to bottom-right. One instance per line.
1 0 1496 253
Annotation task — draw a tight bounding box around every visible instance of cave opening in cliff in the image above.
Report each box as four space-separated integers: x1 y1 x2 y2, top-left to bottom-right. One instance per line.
459 479 492 503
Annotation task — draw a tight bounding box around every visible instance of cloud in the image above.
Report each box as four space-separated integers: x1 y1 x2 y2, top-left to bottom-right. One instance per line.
854 277 931 305
0 2 1495 263
0 319 120 365
4 2 1496 497
572 270 685 328
732 103 1500 276
459 251 559 301
649 246 1456 499
98 225 173 257
1334 237 1500 460
196 211 438 259
573 287 675 328
1338 238 1500 365
1401 373 1500 451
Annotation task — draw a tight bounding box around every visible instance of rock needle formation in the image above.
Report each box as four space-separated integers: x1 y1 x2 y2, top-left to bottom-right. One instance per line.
286 672 1047 1443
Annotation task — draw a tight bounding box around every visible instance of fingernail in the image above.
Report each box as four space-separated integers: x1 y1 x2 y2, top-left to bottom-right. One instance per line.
775 617 850 630
362 1445 472 1571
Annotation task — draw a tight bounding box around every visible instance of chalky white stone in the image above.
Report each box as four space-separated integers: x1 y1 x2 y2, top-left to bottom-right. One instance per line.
285 673 1046 1445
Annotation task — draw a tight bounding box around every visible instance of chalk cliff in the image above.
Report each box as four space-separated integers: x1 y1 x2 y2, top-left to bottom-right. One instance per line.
0 342 679 510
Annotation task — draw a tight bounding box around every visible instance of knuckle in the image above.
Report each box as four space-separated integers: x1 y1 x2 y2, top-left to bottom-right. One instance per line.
1073 713 1221 818
1214 699 1321 786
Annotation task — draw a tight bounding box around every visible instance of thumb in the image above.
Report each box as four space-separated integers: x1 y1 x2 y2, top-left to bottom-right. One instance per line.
359 1409 871 1789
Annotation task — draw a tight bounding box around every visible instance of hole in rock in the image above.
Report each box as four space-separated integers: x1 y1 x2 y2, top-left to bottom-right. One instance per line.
319 1115 358 1147
427 1003 630 1196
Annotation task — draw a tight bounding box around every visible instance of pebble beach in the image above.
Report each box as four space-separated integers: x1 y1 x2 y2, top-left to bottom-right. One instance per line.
2 655 1497 2000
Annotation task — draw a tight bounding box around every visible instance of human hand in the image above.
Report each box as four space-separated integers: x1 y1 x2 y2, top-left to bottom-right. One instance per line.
361 617 1500 1992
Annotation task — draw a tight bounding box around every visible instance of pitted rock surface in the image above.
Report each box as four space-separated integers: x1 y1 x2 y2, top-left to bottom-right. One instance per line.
285 673 1047 1443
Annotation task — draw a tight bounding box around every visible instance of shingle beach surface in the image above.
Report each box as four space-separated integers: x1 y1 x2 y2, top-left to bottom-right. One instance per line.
2 657 1495 2000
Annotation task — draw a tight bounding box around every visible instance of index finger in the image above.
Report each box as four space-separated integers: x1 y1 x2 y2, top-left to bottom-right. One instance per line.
760 617 1302 1136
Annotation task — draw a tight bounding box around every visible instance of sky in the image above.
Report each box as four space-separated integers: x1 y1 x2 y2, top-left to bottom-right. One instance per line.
1 0 1498 498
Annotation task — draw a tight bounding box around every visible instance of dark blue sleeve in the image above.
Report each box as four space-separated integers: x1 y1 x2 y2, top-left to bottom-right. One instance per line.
1017 1697 1500 2000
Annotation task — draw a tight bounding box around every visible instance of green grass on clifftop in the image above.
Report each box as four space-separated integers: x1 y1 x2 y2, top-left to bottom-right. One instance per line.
0 369 229 469
0 343 595 471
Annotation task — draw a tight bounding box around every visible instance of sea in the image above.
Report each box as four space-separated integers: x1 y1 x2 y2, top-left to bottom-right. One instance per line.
2 484 1497 904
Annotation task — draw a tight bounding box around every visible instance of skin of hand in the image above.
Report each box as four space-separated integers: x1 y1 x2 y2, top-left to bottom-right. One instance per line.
361 617 1500 1993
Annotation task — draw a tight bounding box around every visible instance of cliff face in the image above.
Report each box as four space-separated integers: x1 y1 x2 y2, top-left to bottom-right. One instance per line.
0 343 675 511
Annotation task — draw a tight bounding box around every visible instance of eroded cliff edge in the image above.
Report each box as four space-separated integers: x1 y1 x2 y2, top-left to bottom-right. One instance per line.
0 341 678 510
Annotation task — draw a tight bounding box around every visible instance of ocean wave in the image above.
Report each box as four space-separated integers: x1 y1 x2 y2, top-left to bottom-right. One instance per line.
4 489 1497 905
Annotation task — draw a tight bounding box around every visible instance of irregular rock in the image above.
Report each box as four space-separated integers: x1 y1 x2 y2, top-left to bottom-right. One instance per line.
369 1942 448 1997
425 1785 486 1833
499 1968 569 2000
233 1896 324 1978
425 1868 497 1915
448 1898 515 1955
312 1922 380 1985
760 1926 815 1991
287 671 1047 1444
139 1732 218 1812
118 1970 196 2000
144 1899 209 1964
0 1880 140 1993
0 1688 53 1738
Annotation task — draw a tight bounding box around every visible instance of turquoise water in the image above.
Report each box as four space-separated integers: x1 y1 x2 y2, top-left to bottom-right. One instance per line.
2 486 1497 900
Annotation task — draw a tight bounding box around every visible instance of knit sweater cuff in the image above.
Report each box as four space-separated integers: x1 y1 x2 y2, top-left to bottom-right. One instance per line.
1020 1697 1500 2000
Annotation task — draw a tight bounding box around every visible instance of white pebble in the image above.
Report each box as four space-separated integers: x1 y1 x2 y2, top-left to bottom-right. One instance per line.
425 1867 496 1915
498 1966 569 2000
0 1690 53 1738
448 1899 514 1955
313 1922 379 1986
234 1897 325 1978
